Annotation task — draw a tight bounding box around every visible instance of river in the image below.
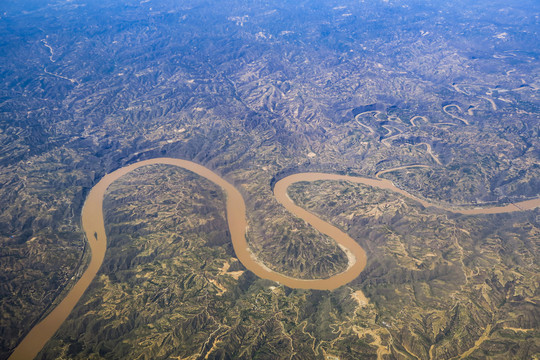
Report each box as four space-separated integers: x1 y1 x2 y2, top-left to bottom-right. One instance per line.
9 158 540 359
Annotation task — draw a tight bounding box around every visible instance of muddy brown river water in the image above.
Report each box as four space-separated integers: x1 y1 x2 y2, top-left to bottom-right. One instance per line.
9 158 540 359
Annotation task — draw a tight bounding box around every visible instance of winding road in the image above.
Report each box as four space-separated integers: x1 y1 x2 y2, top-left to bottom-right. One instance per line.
9 158 540 360
443 104 470 125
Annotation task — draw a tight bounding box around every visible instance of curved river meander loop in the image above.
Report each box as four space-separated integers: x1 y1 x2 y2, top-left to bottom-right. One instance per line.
10 158 540 359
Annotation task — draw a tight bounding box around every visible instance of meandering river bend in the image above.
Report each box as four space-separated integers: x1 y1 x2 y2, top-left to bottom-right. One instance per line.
9 158 540 359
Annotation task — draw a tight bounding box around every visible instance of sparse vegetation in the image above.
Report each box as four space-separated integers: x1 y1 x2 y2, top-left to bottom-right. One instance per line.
1 0 538 358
